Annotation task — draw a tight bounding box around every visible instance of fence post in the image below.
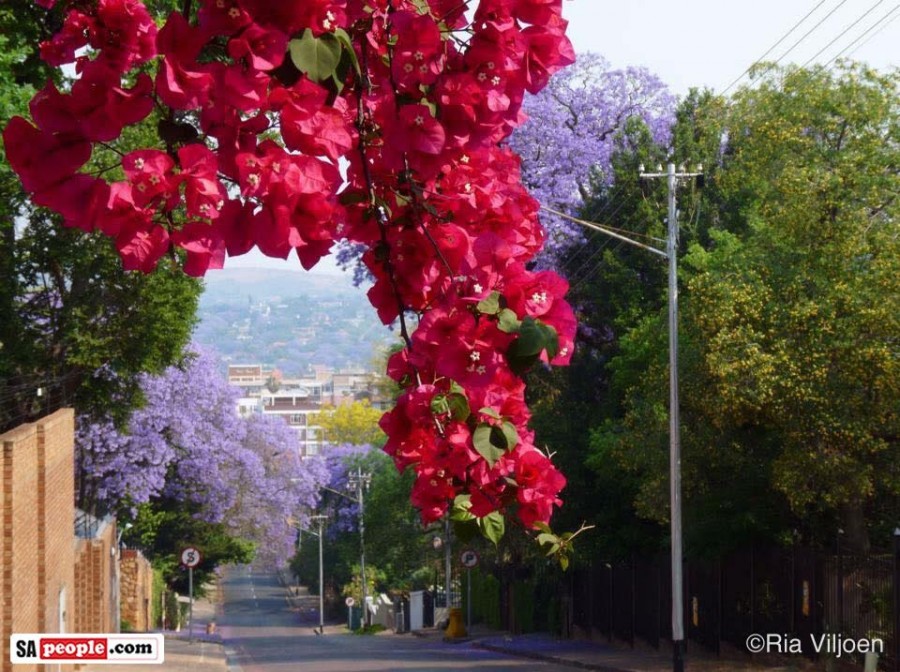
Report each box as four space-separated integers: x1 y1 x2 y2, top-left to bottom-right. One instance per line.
631 555 636 648
750 542 755 638
837 529 844 635
892 528 899 672
608 564 614 642
716 555 723 656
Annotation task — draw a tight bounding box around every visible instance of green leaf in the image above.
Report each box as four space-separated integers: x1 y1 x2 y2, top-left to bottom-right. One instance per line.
473 424 504 466
513 317 544 356
506 318 560 372
536 533 558 546
478 511 505 545
500 421 519 449
476 291 501 316
450 497 475 522
497 308 521 334
538 321 560 358
478 406 501 420
446 393 470 422
333 28 361 77
289 29 342 83
559 554 570 571
430 394 450 416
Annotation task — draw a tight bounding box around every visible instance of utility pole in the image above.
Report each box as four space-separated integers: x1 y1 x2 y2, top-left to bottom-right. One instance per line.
310 515 328 634
639 161 702 672
444 517 452 612
348 468 371 627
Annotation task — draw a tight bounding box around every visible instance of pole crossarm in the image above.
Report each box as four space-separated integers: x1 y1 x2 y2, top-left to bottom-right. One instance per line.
540 205 668 258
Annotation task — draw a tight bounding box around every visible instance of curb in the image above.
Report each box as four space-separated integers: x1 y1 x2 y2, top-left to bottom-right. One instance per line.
472 641 632 672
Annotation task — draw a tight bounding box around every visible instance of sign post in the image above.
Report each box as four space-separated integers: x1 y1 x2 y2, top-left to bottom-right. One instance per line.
345 596 355 630
180 547 201 642
459 549 479 632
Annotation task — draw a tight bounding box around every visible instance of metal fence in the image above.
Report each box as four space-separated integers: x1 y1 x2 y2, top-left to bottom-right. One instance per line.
568 542 899 670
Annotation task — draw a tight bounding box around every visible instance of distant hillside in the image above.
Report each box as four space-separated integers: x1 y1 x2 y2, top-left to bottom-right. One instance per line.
201 267 360 304
194 267 397 376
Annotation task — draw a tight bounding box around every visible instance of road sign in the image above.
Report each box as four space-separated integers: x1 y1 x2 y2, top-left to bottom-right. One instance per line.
459 549 479 569
345 596 355 607
180 547 201 568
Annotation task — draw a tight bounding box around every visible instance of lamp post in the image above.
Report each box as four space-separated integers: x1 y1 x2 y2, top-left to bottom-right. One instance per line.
309 515 328 634
346 468 371 626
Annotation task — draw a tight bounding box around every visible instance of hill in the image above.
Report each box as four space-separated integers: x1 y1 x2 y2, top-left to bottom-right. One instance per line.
194 267 397 375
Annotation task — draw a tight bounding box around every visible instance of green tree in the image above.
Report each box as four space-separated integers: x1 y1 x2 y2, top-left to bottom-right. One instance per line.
318 400 386 448
0 6 201 433
595 63 899 553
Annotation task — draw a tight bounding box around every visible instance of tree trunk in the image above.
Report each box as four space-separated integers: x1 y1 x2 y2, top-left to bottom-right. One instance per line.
840 500 870 554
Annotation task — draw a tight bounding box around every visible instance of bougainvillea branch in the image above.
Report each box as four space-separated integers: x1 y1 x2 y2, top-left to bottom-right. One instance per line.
5 0 577 537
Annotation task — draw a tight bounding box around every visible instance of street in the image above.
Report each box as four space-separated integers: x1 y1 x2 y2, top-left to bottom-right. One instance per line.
218 565 573 672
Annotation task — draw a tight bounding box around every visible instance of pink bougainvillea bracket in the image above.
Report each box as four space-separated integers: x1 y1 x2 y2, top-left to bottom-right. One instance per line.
4 0 577 534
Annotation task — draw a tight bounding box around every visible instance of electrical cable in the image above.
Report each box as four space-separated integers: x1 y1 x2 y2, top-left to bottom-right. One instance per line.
540 206 667 258
825 3 900 65
801 0 888 67
720 0 832 95
770 0 852 65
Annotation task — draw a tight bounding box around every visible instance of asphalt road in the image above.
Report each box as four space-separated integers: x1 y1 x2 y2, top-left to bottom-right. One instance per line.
218 564 573 672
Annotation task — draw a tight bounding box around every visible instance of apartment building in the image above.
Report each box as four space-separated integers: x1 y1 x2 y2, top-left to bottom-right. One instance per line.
227 364 377 457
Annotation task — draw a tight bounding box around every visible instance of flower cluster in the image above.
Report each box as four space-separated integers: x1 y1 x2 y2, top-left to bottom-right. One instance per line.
5 0 576 531
77 349 330 564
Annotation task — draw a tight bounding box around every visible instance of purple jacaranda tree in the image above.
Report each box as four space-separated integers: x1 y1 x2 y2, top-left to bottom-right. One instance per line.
318 443 376 535
77 347 330 566
231 413 330 566
508 53 676 264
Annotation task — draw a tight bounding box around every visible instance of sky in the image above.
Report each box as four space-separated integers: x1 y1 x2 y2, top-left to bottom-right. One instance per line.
221 0 898 274
562 0 898 95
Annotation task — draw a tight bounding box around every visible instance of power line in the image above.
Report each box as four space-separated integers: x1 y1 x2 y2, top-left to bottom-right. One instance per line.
770 0 852 66
540 206 666 257
801 0 888 67
720 0 832 95
730 0 854 92
825 3 900 65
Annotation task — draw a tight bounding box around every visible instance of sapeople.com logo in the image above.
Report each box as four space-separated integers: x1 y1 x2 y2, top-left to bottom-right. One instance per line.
10 634 165 664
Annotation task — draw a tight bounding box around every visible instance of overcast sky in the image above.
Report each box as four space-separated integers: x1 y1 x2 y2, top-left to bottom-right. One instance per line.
221 0 898 274
563 0 898 94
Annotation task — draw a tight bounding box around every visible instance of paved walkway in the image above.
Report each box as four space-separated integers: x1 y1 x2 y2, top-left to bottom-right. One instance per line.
82 584 227 672
411 626 812 672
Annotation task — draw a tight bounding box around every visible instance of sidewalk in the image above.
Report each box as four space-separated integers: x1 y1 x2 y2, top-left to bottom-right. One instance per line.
411 625 814 672
82 585 227 672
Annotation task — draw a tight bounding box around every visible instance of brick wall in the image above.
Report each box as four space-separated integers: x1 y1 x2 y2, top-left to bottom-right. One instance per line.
38 410 76 636
74 517 117 634
120 550 154 631
0 409 75 672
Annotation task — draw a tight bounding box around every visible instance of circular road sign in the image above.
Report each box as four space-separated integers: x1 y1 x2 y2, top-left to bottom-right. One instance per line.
180 547 202 568
460 549 479 569
345 596 356 607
